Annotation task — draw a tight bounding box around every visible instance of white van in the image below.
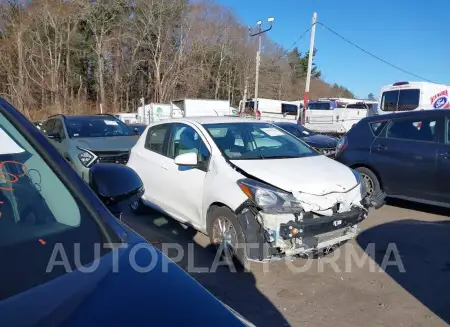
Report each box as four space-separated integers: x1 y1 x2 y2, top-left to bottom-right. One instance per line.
239 98 302 122
376 81 450 115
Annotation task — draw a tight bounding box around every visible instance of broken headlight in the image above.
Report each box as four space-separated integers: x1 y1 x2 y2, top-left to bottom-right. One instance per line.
237 178 303 214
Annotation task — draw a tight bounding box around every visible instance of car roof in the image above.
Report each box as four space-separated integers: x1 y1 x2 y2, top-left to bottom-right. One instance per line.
364 109 448 123
152 116 269 125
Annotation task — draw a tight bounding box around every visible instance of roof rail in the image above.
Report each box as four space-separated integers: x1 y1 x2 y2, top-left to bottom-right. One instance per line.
94 113 118 118
48 113 66 119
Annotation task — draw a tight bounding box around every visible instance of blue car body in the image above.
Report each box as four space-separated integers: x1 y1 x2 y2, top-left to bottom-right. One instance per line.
0 98 250 326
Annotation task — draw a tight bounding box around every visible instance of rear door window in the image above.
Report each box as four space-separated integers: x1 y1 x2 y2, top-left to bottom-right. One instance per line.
386 117 437 142
145 124 170 155
369 121 389 136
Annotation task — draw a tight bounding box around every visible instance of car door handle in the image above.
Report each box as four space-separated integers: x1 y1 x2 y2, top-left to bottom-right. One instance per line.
439 152 450 159
374 144 387 151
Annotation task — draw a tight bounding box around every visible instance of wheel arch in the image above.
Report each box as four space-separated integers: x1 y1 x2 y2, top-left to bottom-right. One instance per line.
350 163 383 190
206 202 234 235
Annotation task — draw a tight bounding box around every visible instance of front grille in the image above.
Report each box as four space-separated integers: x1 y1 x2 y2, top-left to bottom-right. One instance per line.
93 151 130 165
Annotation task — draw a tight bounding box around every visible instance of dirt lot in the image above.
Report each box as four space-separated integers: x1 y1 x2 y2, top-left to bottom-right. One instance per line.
122 200 450 327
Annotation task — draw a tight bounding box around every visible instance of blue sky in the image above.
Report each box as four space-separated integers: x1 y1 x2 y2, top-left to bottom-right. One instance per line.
215 0 449 99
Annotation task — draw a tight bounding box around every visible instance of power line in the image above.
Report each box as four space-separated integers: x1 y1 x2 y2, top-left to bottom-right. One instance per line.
269 27 311 65
316 21 436 83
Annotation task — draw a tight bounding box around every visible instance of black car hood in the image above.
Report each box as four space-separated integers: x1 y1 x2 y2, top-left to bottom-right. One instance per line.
302 134 338 148
0 231 247 327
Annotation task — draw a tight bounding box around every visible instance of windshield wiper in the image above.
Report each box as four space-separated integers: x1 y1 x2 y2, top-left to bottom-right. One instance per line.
263 155 299 159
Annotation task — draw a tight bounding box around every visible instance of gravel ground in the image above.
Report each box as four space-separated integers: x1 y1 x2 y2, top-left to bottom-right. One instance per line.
122 199 450 327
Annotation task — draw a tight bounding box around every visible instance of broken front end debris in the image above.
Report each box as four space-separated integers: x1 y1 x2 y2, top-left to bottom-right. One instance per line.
235 178 386 262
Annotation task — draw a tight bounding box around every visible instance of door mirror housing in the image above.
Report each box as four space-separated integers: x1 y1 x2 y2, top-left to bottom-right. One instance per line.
47 132 62 142
133 127 141 135
174 152 198 166
89 163 144 218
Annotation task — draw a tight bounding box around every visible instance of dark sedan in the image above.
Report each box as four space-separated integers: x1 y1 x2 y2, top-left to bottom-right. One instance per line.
273 121 339 157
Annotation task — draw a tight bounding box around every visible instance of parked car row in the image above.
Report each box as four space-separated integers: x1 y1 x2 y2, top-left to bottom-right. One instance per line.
34 111 386 264
0 99 255 326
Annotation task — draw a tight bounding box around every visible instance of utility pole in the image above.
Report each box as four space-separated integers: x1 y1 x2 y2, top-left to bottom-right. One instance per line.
249 17 274 117
300 12 317 125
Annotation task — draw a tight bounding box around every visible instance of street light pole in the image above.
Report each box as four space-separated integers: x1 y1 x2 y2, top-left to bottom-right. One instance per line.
301 12 317 125
249 18 274 117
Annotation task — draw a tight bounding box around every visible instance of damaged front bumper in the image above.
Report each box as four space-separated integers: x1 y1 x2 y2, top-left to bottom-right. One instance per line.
235 191 386 262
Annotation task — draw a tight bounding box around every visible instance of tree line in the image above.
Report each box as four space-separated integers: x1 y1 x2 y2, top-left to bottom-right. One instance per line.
0 0 355 119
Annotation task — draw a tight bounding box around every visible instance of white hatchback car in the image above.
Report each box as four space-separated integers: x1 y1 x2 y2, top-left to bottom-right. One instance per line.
127 117 384 263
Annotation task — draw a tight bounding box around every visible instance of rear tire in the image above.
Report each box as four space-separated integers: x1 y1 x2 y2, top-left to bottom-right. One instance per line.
207 206 248 268
355 167 381 196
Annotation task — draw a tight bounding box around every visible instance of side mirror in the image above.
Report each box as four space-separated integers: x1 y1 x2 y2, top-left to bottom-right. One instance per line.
89 163 144 218
174 152 198 166
47 132 62 142
133 128 141 135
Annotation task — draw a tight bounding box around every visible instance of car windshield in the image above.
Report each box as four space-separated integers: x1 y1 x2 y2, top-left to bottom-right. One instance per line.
274 123 316 138
0 104 106 300
204 122 317 160
66 116 135 138
130 124 147 134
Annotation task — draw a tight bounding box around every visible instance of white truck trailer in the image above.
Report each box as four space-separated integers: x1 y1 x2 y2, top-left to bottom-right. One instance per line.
136 99 236 124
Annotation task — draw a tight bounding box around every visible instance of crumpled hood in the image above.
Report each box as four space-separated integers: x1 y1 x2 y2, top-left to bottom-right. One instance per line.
301 134 338 148
73 136 139 152
230 155 358 196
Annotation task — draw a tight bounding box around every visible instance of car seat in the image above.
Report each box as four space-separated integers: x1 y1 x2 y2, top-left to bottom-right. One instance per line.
214 130 236 151
178 128 199 156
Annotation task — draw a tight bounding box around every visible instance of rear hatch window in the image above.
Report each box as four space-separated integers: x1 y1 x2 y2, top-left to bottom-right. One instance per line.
346 104 369 109
308 102 331 110
380 89 420 111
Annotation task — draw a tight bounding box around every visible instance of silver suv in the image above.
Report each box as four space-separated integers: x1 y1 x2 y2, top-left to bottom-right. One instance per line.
41 114 139 182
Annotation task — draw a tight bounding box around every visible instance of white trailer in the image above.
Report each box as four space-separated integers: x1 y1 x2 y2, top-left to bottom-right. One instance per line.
137 103 171 124
170 99 233 118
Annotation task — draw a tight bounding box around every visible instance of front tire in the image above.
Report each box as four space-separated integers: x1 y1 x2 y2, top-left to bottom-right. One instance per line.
207 206 248 267
355 167 381 197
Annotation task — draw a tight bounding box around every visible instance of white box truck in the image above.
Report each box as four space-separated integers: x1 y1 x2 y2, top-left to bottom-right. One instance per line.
137 103 171 124
170 99 233 118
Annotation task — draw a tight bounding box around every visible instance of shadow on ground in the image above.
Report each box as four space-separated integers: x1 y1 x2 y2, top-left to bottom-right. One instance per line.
357 214 450 324
387 198 449 216
122 206 290 327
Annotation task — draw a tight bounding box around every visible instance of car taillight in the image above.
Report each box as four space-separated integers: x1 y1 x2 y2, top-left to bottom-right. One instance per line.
335 136 348 156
